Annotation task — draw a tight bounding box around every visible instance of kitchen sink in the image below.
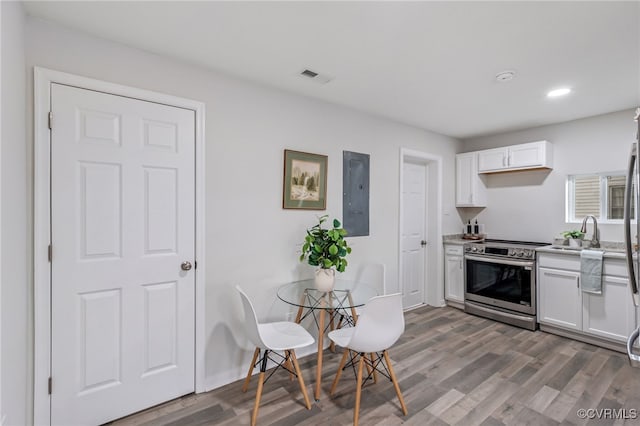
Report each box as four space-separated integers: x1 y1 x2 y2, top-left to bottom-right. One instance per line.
547 245 585 251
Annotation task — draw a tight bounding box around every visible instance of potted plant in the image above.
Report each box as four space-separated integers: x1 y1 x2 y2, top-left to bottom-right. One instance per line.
299 215 352 291
562 230 585 248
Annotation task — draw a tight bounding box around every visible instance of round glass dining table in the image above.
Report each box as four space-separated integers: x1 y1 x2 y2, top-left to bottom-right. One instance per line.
277 278 378 311
276 278 378 400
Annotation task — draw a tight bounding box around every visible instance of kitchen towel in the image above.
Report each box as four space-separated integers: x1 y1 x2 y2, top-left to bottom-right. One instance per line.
580 249 603 294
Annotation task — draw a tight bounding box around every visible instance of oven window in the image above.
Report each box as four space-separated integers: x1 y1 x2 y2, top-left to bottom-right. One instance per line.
466 259 532 306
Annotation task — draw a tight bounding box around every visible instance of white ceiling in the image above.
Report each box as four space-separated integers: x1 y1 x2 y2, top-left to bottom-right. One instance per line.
23 1 640 139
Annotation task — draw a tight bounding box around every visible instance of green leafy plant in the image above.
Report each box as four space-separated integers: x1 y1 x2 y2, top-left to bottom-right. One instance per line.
562 230 585 239
300 215 352 272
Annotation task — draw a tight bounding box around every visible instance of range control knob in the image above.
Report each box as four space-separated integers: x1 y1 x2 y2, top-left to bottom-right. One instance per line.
508 249 515 256
517 252 524 257
472 246 478 252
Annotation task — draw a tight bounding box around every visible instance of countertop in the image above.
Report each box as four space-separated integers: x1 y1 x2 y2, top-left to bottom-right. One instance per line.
536 245 627 260
443 234 484 246
443 234 628 259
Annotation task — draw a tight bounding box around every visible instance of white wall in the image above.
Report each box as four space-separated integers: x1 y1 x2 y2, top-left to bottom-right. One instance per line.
17 15 461 414
1 2 29 425
461 109 637 242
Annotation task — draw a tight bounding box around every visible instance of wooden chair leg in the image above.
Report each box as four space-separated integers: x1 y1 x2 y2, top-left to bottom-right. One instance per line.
284 350 294 381
290 350 312 410
370 353 378 383
251 371 265 426
364 354 374 383
383 350 408 416
242 348 260 392
330 348 350 396
354 354 365 426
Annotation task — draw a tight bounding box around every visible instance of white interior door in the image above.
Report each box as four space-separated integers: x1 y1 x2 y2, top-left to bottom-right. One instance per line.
50 83 196 425
401 161 427 308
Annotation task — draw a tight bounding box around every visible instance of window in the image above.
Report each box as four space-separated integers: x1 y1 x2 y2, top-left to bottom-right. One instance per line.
607 175 627 219
566 172 634 223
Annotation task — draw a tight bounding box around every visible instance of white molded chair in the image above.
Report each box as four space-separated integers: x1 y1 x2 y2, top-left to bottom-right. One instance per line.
328 293 407 426
356 262 386 296
236 286 315 426
337 263 386 330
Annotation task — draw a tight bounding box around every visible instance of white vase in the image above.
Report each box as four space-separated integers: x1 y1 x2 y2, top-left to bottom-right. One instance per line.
314 268 335 292
569 238 582 248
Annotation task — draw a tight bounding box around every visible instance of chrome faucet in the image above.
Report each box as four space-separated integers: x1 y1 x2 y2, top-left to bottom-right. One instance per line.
580 215 600 248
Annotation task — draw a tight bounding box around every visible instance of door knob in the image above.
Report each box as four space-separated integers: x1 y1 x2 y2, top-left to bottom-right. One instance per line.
181 261 192 271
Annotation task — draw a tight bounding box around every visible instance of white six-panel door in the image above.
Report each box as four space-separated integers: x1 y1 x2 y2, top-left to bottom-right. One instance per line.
50 83 196 425
401 161 427 308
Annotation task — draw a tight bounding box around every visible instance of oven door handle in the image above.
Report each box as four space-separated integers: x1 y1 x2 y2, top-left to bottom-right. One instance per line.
465 254 535 268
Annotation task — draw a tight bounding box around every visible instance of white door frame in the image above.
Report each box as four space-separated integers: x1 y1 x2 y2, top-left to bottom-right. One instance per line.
398 148 444 307
33 67 206 425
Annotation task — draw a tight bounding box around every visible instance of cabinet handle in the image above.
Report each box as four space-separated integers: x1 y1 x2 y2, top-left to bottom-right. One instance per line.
469 194 473 203
502 156 506 167
459 259 463 269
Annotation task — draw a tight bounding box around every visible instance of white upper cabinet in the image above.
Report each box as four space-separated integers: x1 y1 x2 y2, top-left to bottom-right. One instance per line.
456 152 486 207
477 141 552 173
477 147 507 172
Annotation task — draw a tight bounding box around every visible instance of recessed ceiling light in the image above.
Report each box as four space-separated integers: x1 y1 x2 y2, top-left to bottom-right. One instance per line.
495 70 516 82
547 88 571 98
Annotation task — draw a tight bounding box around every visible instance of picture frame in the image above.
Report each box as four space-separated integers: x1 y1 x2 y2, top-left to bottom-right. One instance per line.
283 149 327 210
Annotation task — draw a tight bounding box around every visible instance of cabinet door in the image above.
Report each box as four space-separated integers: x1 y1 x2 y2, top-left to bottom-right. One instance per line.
477 148 507 172
445 254 464 302
538 267 582 331
583 276 636 342
455 153 486 207
456 154 473 206
508 142 545 169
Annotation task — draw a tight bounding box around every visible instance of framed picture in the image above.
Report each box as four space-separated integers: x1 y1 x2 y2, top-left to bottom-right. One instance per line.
283 149 327 210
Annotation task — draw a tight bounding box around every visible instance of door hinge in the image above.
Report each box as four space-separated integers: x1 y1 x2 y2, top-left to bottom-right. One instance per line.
48 245 52 262
48 377 52 394
194 260 197 270
48 111 53 130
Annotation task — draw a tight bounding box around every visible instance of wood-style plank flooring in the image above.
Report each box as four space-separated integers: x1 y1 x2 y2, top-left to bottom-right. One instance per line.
109 306 640 425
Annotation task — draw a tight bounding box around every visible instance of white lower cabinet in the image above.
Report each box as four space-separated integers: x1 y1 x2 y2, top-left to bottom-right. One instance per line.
583 275 636 341
538 254 637 344
538 267 581 331
444 244 464 305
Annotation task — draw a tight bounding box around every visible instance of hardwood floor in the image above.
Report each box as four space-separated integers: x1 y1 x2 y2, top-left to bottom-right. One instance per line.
109 306 640 425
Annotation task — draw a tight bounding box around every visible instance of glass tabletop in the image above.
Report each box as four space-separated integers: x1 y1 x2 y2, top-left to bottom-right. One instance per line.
277 278 378 309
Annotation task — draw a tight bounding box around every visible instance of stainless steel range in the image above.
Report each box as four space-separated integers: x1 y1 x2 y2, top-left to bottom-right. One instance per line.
464 239 549 331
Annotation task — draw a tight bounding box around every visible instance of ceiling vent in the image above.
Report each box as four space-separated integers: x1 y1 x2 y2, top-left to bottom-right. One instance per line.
298 68 333 84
